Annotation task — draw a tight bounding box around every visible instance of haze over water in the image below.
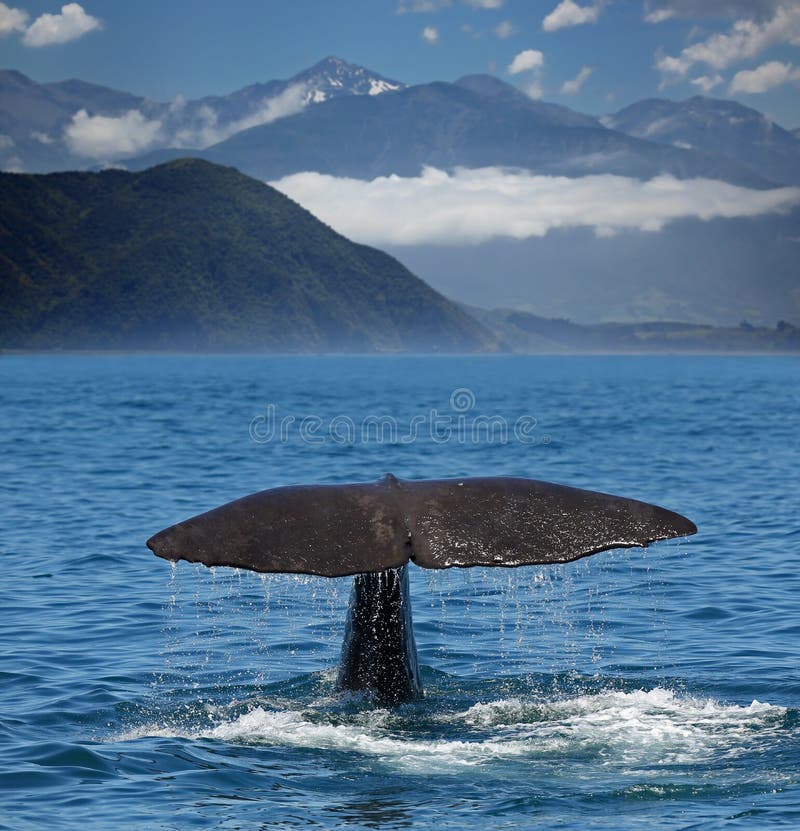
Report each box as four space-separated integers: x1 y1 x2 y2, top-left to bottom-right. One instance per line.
2 354 799 830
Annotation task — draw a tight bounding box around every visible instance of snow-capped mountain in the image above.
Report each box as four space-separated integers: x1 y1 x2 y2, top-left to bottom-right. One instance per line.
291 56 405 102
2 59 798 328
129 74 768 186
0 57 404 171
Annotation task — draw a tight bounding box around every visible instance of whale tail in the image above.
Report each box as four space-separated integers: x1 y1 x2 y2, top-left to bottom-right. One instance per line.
147 474 696 704
146 474 696 577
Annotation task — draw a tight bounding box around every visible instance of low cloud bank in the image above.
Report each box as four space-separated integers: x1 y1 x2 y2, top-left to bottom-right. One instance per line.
65 109 162 158
64 84 308 160
271 166 800 245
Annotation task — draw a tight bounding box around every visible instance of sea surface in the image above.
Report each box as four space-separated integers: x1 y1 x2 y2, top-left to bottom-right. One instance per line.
1 354 799 830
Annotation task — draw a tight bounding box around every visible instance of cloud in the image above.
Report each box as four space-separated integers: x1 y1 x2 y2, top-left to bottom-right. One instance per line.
560 65 593 94
542 1 602 32
508 49 546 99
645 1 786 22
64 109 162 158
30 130 54 144
508 49 544 74
656 5 800 77
64 84 310 157
464 0 504 7
645 8 675 23
525 80 545 99
213 84 307 140
271 166 800 246
22 3 101 47
0 2 27 36
396 0 451 12
729 60 800 92
421 25 440 43
494 19 515 37
690 73 724 92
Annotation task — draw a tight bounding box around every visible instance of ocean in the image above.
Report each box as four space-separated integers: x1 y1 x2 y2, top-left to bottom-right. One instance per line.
1 354 799 830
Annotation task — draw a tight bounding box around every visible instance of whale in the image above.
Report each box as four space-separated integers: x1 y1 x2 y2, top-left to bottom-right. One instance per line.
147 474 696 704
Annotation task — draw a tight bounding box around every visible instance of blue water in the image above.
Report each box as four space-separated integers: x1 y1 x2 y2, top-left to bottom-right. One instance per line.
2 354 799 830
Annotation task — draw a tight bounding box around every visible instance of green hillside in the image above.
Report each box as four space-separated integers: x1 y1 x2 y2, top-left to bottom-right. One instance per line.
0 159 495 352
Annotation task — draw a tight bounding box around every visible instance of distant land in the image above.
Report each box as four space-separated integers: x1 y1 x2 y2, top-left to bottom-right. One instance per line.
0 159 797 354
468 307 800 354
0 159 495 352
2 57 799 328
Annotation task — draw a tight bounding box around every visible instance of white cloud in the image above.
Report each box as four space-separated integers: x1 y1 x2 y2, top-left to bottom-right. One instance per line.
690 73 724 91
542 0 602 32
22 3 101 47
422 25 440 43
0 2 27 36
67 84 310 157
271 166 800 246
525 80 545 99
64 109 162 158
560 65 593 94
645 1 786 22
730 60 800 92
396 0 451 12
508 49 546 98
171 105 221 148
508 49 544 74
30 130 54 144
464 0 504 7
494 19 515 37
645 8 675 23
656 5 800 77
216 84 307 138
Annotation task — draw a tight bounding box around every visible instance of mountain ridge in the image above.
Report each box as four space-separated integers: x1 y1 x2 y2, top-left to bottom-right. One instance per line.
0 158 495 352
0 58 405 172
127 78 771 187
1 59 796 187
604 95 800 185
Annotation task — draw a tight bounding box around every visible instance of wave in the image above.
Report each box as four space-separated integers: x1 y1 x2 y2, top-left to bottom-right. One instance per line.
118 688 789 774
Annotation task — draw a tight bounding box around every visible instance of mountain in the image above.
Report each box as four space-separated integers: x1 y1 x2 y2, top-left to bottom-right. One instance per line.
0 58 404 172
1 61 785 188
453 74 600 128
285 55 405 100
130 77 768 186
0 159 494 352
3 60 797 331
604 96 800 185
0 68 154 171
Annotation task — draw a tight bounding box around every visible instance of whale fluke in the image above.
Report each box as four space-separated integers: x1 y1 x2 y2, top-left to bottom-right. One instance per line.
146 474 696 577
148 474 695 704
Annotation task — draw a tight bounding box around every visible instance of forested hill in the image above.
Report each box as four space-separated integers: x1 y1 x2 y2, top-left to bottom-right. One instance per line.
0 159 495 352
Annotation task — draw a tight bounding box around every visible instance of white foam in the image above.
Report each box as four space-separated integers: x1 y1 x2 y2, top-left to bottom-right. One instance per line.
459 689 785 765
119 688 786 773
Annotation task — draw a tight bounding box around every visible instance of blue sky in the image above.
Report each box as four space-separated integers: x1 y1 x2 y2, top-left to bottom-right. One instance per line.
1 1 799 126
